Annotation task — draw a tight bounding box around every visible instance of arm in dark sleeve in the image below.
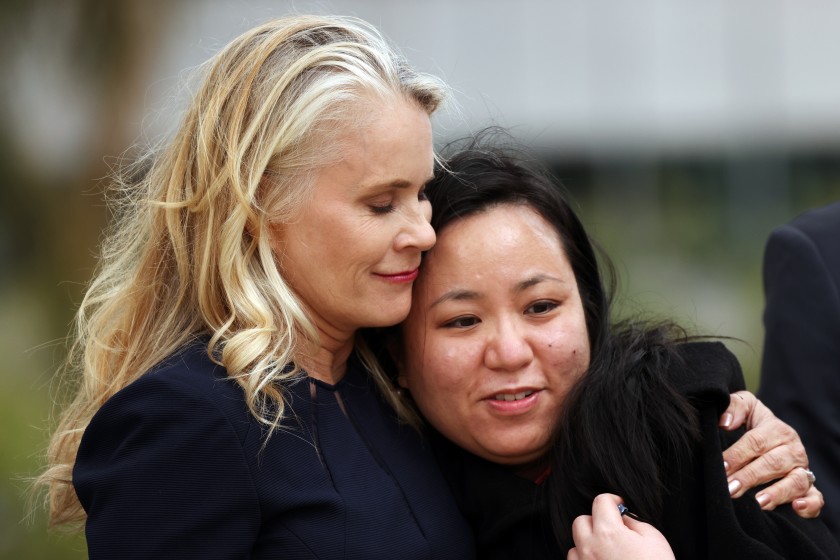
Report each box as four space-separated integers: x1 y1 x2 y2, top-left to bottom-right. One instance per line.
673 341 745 411
666 343 840 558
758 223 840 537
73 373 260 559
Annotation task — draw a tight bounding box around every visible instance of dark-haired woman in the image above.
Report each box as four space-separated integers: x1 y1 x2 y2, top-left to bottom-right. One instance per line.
395 139 838 559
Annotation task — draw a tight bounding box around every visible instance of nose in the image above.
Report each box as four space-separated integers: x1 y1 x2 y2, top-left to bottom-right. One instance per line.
395 201 436 252
484 318 534 372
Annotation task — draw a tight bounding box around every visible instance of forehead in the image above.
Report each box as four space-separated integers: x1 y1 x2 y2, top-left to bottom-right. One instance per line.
343 98 432 163
419 204 571 290
439 203 562 254
303 97 434 197
307 94 432 163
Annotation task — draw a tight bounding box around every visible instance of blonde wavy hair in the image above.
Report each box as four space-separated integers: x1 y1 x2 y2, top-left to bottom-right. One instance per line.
36 14 446 530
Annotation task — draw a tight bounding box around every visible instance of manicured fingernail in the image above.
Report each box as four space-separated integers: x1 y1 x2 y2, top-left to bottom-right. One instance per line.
794 499 807 510
723 460 730 472
728 479 741 495
756 493 770 508
721 413 733 428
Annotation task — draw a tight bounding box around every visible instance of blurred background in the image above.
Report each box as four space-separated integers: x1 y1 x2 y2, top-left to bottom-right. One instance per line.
2 1 839 557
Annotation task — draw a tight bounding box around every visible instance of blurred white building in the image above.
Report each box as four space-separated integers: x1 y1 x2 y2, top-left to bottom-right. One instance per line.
8 0 840 177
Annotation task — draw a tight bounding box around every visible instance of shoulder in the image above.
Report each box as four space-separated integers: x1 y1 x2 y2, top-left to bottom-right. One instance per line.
788 199 840 237
75 341 256 478
73 341 263 556
767 201 840 276
99 341 250 430
668 341 744 406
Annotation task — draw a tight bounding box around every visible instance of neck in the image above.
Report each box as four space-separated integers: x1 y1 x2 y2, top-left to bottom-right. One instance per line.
512 456 552 484
300 329 355 385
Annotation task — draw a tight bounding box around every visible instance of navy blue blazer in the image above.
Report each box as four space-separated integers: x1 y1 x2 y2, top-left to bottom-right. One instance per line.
73 342 475 559
758 200 840 542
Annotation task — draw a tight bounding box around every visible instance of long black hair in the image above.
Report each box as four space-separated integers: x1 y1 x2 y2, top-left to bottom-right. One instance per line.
425 131 700 550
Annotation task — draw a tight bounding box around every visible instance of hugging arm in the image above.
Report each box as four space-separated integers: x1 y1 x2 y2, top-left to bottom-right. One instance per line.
674 341 820 517
719 390 823 517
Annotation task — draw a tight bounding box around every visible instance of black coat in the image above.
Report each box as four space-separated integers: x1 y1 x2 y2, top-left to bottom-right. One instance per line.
759 200 840 543
442 342 840 559
73 343 474 559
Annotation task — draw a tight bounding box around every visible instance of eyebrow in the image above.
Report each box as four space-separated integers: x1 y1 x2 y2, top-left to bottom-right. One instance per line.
366 175 435 191
516 274 566 292
428 274 567 309
429 289 480 309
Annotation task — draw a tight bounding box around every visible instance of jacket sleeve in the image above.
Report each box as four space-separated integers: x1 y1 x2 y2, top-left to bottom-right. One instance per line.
672 341 744 410
665 343 840 558
757 223 840 538
73 372 261 559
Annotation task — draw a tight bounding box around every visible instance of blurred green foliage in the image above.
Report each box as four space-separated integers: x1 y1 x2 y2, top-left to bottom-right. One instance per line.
1 288 87 558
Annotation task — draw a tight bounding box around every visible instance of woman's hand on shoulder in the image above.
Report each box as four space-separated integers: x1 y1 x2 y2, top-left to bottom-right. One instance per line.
567 494 674 560
720 390 823 518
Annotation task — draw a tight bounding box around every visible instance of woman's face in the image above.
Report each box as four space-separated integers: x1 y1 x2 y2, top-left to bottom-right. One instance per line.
400 204 590 466
273 99 436 338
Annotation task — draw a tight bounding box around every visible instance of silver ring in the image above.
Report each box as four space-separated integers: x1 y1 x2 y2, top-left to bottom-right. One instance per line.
803 468 816 487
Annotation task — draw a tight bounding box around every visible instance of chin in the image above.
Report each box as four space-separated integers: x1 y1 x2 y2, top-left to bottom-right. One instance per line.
366 311 410 328
483 439 549 466
492 451 539 466
370 301 412 327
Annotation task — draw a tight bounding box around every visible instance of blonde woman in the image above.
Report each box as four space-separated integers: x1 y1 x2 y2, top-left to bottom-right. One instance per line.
36 15 473 559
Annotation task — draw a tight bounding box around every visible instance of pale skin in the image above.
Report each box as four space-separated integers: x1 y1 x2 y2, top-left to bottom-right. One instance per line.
400 204 823 558
271 97 435 384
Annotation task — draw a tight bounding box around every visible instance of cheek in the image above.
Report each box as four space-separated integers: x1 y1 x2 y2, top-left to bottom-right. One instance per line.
563 342 590 372
548 293 591 372
545 331 590 385
406 341 475 413
411 347 465 394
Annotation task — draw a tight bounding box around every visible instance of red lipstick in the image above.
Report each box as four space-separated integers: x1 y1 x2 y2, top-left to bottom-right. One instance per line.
376 268 420 283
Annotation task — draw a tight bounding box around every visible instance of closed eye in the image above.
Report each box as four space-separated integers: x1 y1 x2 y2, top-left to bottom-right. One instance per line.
369 203 396 215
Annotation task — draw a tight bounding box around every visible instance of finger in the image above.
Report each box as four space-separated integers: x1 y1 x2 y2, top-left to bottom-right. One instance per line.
618 515 648 532
590 493 625 533
725 441 808 497
719 390 752 430
567 547 579 560
722 393 777 474
754 467 820 511
572 514 594 544
722 415 804 479
792 486 824 519
727 443 807 496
